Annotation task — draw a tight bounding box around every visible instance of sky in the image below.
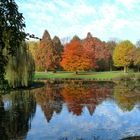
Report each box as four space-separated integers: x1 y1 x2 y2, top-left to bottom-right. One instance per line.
16 0 140 43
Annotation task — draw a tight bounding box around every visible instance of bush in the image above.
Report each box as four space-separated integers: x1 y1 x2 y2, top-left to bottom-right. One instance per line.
0 80 9 90
135 73 140 81
118 73 135 81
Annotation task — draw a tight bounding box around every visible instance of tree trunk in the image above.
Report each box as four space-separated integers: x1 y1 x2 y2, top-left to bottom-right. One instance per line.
53 70 56 73
110 64 112 71
138 66 140 72
75 71 78 74
124 66 128 73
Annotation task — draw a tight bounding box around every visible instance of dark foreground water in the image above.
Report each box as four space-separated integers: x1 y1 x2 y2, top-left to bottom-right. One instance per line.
0 81 140 140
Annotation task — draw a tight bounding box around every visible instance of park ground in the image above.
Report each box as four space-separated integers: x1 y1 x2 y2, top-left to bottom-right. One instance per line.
34 71 128 80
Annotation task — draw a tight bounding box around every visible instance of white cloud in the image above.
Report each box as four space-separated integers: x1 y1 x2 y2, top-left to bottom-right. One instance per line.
116 0 139 10
16 0 140 43
54 0 71 9
112 19 128 32
58 0 96 25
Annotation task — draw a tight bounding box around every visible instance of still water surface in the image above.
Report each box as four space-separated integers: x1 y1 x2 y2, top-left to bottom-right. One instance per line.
0 81 140 140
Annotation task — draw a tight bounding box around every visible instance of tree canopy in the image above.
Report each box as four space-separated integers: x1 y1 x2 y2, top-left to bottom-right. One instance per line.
35 30 53 71
82 32 110 71
0 0 26 87
61 40 95 72
113 40 134 73
35 31 63 72
132 47 140 71
6 42 35 88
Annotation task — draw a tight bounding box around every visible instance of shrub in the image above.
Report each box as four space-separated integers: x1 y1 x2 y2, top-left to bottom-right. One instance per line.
135 73 140 81
118 73 135 81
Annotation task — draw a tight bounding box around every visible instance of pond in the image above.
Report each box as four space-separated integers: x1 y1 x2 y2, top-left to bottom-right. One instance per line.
0 81 140 140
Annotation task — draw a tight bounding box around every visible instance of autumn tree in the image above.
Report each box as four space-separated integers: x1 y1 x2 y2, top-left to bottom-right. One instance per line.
113 40 134 73
132 47 140 72
35 31 63 72
45 36 63 72
35 30 53 71
82 32 110 71
51 36 63 71
61 40 96 73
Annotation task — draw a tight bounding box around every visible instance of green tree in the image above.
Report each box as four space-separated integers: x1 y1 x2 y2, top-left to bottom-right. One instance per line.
6 42 35 88
27 41 39 60
0 0 26 87
113 40 134 73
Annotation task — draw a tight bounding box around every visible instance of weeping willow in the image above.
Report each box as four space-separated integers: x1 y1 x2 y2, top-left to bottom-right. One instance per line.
6 42 35 88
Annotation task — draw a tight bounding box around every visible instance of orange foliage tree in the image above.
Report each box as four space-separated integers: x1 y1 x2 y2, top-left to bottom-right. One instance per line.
61 40 96 72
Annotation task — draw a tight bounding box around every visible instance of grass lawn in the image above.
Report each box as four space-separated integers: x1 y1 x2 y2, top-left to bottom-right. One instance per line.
34 71 124 80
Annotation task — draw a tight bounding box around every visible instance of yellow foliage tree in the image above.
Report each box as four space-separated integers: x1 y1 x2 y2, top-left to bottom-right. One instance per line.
113 40 134 73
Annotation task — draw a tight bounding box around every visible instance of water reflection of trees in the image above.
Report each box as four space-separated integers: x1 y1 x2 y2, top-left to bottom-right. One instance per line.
33 82 113 121
61 82 113 116
114 82 140 112
121 135 140 140
33 85 63 122
34 81 140 121
0 91 36 140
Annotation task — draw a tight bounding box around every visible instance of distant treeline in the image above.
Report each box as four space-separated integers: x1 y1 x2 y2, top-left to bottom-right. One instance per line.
28 30 140 73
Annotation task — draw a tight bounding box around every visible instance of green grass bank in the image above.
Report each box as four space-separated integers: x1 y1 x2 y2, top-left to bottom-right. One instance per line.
34 71 125 81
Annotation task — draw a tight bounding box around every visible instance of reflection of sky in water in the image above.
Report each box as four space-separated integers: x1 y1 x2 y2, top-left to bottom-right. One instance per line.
3 100 12 111
26 99 140 140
